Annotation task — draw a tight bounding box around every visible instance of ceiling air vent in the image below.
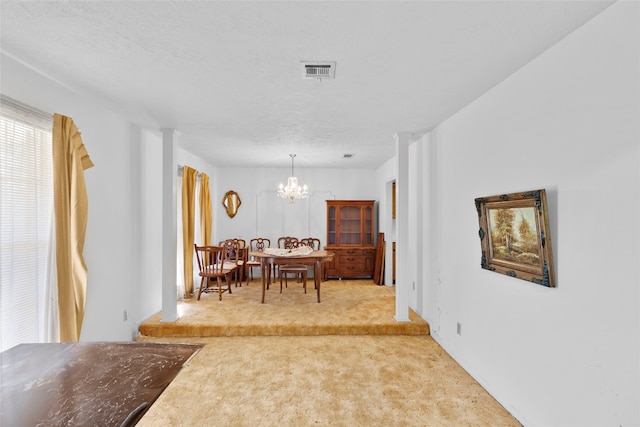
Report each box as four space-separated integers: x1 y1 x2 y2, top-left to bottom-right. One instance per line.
301 61 336 80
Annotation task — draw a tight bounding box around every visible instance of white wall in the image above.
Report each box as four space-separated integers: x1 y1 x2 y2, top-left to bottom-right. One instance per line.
1 54 147 341
376 157 395 286
211 166 377 248
400 3 639 426
137 128 163 323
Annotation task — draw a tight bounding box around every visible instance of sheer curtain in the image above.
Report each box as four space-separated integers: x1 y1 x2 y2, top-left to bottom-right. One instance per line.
0 96 55 351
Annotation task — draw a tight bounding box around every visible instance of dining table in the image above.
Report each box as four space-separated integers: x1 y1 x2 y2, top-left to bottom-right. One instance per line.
249 248 334 303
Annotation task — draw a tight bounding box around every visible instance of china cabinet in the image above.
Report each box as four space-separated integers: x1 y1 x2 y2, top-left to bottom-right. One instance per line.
325 200 376 278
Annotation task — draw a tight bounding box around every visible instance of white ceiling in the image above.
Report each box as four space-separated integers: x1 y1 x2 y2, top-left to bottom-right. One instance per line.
0 1 613 169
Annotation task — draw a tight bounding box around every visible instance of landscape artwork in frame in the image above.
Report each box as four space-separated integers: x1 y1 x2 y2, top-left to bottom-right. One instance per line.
474 189 555 287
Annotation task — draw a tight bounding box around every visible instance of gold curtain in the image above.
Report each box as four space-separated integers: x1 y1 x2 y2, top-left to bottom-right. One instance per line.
52 113 94 342
199 173 212 245
181 166 198 297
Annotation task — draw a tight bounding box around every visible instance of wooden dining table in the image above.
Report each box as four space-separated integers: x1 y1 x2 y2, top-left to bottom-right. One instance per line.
249 249 334 303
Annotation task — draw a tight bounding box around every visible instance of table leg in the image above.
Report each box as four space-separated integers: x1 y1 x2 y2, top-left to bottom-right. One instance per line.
261 259 267 303
314 259 321 303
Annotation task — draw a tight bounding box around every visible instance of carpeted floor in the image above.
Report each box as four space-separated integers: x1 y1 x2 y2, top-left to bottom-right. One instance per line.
136 279 521 426
138 278 429 337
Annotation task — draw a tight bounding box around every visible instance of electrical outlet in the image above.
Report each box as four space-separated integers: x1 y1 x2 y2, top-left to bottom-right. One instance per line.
123 310 128 322
412 281 415 290
456 322 462 335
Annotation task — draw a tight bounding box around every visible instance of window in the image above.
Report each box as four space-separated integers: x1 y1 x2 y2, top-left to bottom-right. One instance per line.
0 96 54 352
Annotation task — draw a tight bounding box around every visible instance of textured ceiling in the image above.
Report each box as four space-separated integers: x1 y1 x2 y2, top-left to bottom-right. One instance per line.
0 1 613 169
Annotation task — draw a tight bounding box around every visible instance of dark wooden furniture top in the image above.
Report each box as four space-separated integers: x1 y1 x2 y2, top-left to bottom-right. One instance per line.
0 342 203 427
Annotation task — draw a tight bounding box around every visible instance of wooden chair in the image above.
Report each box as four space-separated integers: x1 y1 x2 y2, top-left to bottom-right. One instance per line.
280 264 307 294
246 237 271 283
278 236 299 250
298 238 322 286
235 239 248 284
194 245 236 300
274 236 299 280
220 239 244 287
278 239 310 291
299 237 321 250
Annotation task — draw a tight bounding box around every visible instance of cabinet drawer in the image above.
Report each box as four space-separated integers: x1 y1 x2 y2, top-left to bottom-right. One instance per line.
324 246 375 278
340 248 374 257
339 256 367 268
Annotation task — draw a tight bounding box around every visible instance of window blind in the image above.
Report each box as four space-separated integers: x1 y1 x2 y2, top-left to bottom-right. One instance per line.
0 95 53 352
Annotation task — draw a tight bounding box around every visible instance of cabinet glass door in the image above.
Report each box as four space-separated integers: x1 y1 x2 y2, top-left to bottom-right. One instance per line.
339 206 361 245
327 206 337 245
363 206 373 245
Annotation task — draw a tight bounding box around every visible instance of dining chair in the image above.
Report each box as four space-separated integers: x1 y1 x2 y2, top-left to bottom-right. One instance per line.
278 239 311 291
193 244 236 300
298 238 322 285
220 239 243 287
235 238 248 284
274 236 299 281
280 264 308 294
299 237 321 250
246 237 271 283
278 236 299 249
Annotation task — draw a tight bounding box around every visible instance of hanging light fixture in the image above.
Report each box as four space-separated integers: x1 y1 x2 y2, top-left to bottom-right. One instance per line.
277 154 309 204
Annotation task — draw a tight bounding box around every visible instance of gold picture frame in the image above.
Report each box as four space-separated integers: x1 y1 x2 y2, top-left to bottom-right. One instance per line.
475 189 555 287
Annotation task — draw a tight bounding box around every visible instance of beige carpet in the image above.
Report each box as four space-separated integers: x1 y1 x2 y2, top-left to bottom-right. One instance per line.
136 280 521 426
139 279 429 337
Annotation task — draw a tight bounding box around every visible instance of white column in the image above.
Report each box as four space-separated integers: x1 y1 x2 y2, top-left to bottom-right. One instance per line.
160 128 178 322
423 128 440 327
418 132 437 318
414 138 424 315
394 132 411 322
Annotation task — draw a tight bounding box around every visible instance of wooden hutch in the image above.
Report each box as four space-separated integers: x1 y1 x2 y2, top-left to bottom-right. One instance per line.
324 200 376 279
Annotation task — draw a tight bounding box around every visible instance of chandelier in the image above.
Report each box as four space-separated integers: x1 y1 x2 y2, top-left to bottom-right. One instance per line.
277 154 309 204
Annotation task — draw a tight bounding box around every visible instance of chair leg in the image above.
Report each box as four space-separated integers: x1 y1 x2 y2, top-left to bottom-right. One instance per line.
216 277 223 301
197 277 205 300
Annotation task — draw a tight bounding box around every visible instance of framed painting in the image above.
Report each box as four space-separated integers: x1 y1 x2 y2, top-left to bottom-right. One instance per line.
474 189 555 287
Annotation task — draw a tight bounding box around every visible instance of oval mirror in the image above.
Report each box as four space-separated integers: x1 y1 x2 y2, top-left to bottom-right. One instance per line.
222 190 241 218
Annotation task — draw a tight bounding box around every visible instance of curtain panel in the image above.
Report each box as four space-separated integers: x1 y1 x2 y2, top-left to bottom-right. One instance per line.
181 166 198 298
52 113 93 342
199 173 212 246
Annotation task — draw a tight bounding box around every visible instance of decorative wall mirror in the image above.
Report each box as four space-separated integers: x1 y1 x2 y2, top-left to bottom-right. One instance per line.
222 190 242 218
